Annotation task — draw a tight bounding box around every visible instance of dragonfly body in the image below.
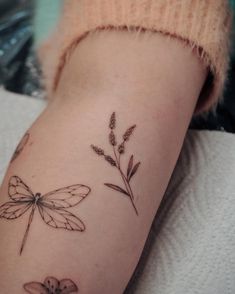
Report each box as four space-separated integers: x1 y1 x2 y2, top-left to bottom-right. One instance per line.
0 176 91 255
35 193 41 202
20 202 37 255
19 192 44 254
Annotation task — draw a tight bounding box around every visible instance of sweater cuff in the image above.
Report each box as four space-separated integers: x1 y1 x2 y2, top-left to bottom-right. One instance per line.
40 0 232 113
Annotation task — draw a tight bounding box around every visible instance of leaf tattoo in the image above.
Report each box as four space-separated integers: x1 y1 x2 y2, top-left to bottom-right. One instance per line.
24 276 78 293
0 176 91 255
104 184 129 196
128 162 141 182
127 155 134 179
10 132 30 163
91 112 141 215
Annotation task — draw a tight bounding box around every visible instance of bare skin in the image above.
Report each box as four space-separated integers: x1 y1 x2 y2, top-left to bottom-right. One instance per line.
0 31 207 293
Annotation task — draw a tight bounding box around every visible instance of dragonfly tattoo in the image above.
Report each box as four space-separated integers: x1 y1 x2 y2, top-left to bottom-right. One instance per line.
24 276 78 294
0 176 91 255
10 132 30 163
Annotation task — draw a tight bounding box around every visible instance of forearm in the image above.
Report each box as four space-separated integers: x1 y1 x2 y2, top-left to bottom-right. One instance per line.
0 31 206 293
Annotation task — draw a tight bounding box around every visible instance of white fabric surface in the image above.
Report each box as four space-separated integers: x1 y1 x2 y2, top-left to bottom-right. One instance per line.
0 89 45 180
0 89 235 294
126 131 235 294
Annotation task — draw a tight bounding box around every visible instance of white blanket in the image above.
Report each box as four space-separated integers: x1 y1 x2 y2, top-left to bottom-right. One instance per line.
0 89 235 294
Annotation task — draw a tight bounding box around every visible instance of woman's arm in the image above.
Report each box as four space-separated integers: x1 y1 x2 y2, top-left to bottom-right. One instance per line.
0 31 206 293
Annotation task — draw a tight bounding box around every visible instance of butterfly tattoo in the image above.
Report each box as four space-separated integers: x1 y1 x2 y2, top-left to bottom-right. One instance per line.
10 132 30 163
0 176 91 255
24 276 78 294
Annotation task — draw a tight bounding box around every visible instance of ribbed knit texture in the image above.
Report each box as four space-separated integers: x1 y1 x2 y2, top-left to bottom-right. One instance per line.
40 0 232 113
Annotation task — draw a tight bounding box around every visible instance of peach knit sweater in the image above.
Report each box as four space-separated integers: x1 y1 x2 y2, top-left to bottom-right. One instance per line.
40 0 232 112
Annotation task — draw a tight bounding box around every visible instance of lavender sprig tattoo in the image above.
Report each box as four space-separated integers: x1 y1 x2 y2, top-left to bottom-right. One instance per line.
91 112 141 215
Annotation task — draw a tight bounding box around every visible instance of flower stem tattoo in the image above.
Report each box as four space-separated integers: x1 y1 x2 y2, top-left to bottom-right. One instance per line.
91 112 141 215
0 176 91 255
24 276 78 293
10 132 30 163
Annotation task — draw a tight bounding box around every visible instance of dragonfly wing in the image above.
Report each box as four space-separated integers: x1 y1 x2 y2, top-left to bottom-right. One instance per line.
0 201 32 219
8 176 34 201
23 282 48 294
41 184 91 209
38 204 85 231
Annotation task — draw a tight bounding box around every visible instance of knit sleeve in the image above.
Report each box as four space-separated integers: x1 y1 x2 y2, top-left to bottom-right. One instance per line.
39 0 232 113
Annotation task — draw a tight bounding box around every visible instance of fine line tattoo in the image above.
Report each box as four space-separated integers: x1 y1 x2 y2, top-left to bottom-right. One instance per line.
24 276 78 293
10 132 30 163
91 112 141 215
0 176 91 255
